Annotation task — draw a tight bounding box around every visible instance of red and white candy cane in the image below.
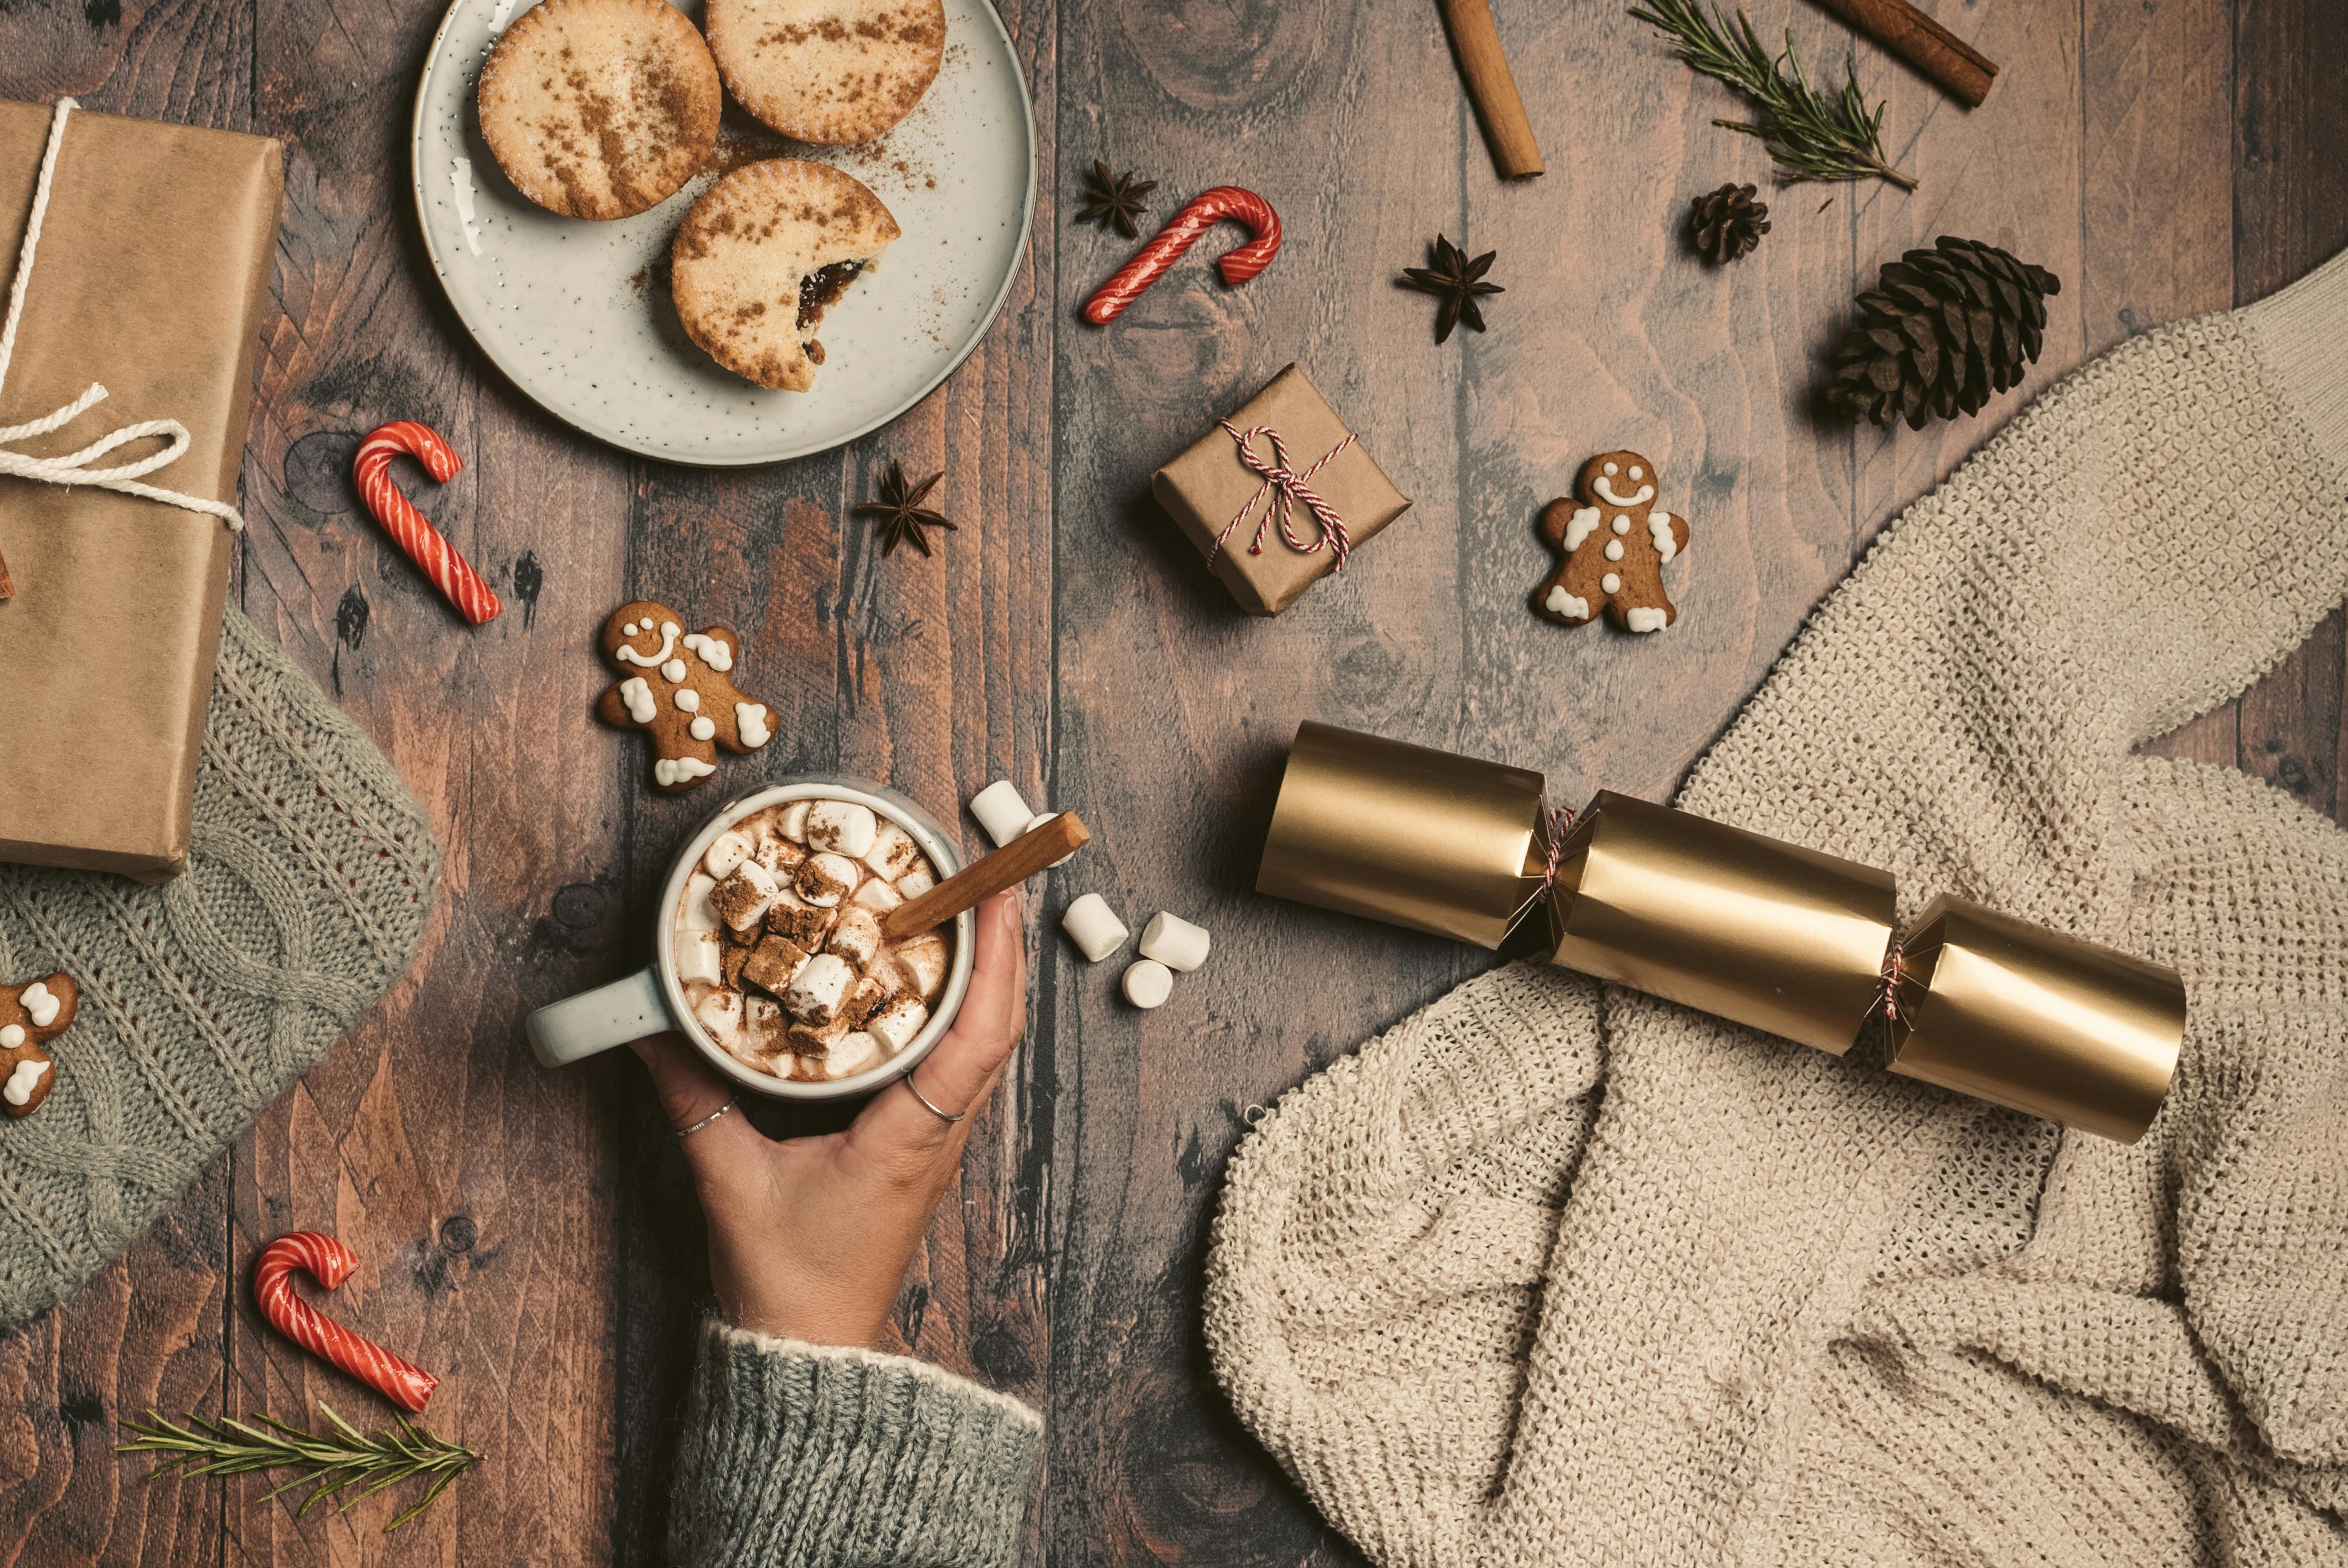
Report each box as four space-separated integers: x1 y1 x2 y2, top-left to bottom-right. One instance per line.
254 1231 440 1414
353 421 502 625
1082 186 1281 325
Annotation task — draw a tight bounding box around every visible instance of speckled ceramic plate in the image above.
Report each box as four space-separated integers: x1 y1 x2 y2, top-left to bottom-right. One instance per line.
410 0 1034 466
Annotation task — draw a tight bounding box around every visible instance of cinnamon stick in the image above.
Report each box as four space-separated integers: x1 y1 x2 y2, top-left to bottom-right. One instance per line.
883 812 1090 941
0 546 13 601
1435 0 1544 179
1808 0 1997 109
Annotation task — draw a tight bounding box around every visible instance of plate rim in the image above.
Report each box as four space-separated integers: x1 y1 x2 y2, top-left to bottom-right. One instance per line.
406 0 1038 468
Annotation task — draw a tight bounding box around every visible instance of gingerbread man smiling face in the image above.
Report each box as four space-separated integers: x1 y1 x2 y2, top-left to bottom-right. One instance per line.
1532 450 1691 634
595 601 779 793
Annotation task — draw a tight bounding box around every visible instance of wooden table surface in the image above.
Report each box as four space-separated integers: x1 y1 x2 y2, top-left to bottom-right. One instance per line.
3 0 2345 1561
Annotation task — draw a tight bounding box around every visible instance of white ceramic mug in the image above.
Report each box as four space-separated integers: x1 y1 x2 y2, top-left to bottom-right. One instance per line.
526 777 976 1100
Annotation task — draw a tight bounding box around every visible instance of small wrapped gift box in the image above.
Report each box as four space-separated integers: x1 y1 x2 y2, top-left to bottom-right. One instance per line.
1152 364 1412 616
1258 721 2187 1142
0 99 284 880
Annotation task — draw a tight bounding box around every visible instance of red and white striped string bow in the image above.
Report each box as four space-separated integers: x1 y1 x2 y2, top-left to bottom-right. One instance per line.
1210 420 1357 569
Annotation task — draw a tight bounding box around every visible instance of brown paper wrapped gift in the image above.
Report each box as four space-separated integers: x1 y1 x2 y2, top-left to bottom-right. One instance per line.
0 99 284 880
1152 364 1412 615
1259 721 2187 1141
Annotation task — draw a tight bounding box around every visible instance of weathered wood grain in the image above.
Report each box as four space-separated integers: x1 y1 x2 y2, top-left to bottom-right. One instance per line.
2 0 2345 1563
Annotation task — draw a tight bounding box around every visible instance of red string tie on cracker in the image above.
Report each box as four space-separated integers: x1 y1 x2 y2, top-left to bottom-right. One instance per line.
353 421 502 626
1082 187 1281 325
254 1232 440 1414
1210 421 1356 570
1874 939 1913 1027
1510 803 1578 930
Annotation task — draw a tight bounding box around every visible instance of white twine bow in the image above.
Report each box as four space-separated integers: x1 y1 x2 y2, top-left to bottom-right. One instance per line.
0 99 244 533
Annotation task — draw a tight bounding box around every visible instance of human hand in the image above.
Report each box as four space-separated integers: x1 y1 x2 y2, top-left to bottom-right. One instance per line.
630 890 1028 1349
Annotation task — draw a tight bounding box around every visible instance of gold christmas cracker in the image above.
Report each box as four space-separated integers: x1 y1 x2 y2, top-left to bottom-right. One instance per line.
1257 721 2186 1142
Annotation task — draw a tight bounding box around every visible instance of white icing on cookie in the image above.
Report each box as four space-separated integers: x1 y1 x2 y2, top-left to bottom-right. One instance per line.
21 983 58 1029
1604 540 1625 561
689 716 717 741
682 632 733 672
674 688 701 712
1544 586 1590 620
1562 506 1601 551
655 756 717 787
3 1058 47 1107
1601 572 1622 594
1649 512 1678 563
1629 465 1644 481
737 704 773 749
1602 462 1618 476
1611 515 1630 535
619 677 657 724
662 658 687 683
1593 477 1655 508
0 1024 20 1049
615 621 681 667
1625 606 1669 633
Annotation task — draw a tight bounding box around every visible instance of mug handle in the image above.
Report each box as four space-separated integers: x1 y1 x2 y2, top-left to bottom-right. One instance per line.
527 967 674 1067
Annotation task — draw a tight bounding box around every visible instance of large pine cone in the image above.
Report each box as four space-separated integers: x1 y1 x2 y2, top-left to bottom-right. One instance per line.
1826 236 2062 430
1690 183 1769 264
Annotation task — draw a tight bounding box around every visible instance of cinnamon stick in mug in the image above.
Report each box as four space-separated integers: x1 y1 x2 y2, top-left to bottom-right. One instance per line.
1808 0 1997 107
884 813 1089 940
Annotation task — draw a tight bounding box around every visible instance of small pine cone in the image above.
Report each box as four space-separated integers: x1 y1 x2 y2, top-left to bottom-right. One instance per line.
1824 235 2064 430
1690 183 1770 264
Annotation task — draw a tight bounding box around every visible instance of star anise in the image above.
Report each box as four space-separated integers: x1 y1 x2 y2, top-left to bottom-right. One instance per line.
855 462 956 558
1400 235 1503 344
1076 159 1157 239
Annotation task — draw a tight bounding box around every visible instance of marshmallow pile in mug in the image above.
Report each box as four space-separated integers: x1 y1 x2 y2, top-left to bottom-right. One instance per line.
674 798 949 1081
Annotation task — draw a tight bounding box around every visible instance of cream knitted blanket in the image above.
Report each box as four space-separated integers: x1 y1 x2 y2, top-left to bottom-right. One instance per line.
0 610 439 1328
1206 251 2348 1565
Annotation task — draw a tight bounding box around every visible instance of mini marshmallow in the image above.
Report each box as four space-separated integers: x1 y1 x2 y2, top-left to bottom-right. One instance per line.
841 974 887 1029
828 906 883 969
703 829 754 879
680 873 720 933
742 994 787 1050
1025 812 1079 867
852 876 904 914
1122 958 1173 1009
754 833 807 874
765 889 835 949
677 930 725 987
1060 893 1129 962
709 861 780 933
861 820 921 881
785 952 856 1024
865 952 905 997
777 800 811 842
1138 911 1211 973
896 870 935 900
969 780 1035 848
866 993 929 1052
893 933 951 1001
740 935 811 997
806 801 878 858
787 1012 851 1055
824 1031 883 1079
693 988 743 1045
796 852 861 908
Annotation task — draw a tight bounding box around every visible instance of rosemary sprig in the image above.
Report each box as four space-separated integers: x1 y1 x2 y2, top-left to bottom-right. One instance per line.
117 1404 480 1533
1629 0 1918 190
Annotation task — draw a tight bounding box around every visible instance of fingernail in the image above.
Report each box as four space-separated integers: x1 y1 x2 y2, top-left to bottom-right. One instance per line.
1002 890 1022 928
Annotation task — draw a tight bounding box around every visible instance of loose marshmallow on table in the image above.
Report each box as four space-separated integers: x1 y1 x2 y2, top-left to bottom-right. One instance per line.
795 853 861 907
1060 894 1129 962
1138 912 1211 972
806 801 878 858
866 993 929 1052
969 780 1036 848
785 952 856 1024
1122 959 1173 1009
703 829 754 879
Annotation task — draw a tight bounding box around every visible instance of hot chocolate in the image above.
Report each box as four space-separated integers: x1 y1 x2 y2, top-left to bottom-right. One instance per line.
672 796 950 1081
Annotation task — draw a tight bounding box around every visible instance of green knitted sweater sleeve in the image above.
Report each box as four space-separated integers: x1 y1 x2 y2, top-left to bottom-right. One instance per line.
671 1319 1042 1567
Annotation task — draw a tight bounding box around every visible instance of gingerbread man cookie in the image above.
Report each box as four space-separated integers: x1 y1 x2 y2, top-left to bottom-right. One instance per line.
2 972 78 1118
1532 451 1690 633
595 601 778 793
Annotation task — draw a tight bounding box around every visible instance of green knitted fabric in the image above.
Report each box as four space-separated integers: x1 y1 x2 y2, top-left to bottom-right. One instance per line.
672 1320 1043 1567
0 608 439 1328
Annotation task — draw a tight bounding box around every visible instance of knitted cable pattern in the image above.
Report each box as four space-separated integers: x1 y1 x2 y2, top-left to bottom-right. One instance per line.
0 608 438 1328
1207 249 2348 1566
